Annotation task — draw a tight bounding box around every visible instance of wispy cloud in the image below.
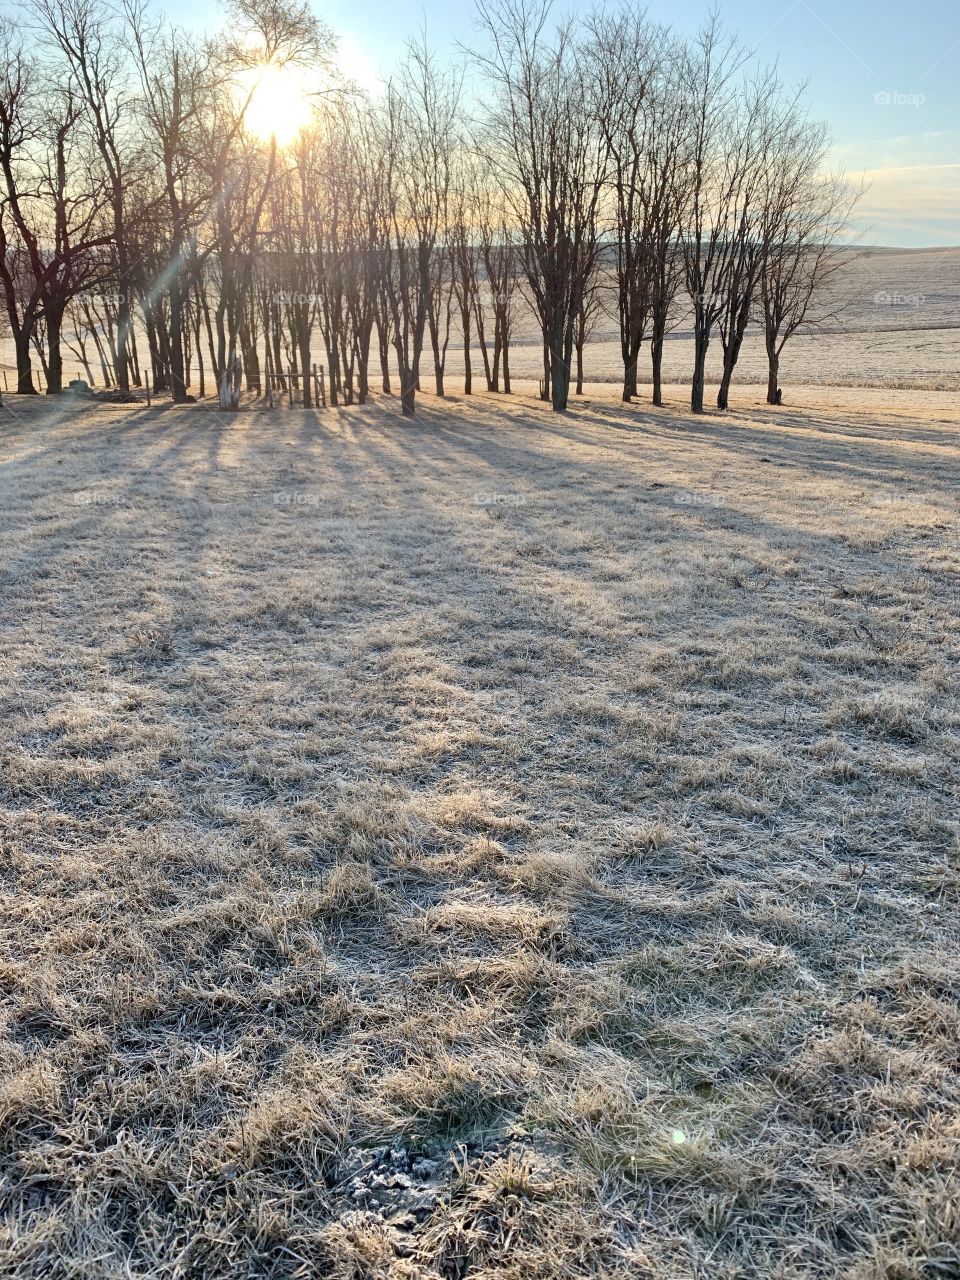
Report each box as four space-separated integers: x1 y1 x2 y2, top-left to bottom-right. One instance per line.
852 161 960 245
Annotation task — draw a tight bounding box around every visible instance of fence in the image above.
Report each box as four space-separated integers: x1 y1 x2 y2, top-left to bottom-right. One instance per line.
3 362 328 407
262 365 327 408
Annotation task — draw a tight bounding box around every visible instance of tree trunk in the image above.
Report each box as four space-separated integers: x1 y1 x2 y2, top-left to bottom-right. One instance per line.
356 328 370 405
766 347 780 405
550 324 570 412
431 332 445 396
170 275 187 402
717 326 748 410
622 356 638 402
219 348 241 410
143 310 163 392
551 359 570 411
378 320 391 393
717 353 734 410
14 330 37 394
193 309 205 398
204 293 219 387
462 306 471 395
46 309 64 394
299 325 312 408
475 304 491 392
242 324 261 394
326 338 340 408
116 243 131 392
155 316 172 392
650 329 664 407
341 345 355 405
129 324 142 388
399 364 416 416
620 315 643 401
691 315 709 414
103 309 120 383
271 318 285 391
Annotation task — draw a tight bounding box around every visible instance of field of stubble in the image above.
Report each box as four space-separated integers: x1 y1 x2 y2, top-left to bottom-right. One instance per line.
1 387 958 1279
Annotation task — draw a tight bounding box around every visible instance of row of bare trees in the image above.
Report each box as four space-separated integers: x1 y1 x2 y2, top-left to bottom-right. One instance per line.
0 0 858 414
481 1 858 412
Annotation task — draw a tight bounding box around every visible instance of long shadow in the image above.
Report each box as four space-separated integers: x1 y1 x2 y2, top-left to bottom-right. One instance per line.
328 395 957 657
526 398 960 491
5 392 953 647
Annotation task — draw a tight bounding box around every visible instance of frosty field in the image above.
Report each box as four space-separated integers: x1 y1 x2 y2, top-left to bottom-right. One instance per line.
0 385 957 1278
504 247 960 394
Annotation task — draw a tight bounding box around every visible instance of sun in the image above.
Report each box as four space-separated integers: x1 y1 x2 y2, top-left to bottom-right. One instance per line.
239 62 314 145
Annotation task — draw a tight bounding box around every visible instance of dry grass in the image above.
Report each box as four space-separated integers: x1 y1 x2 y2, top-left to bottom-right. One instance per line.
1 385 958 1278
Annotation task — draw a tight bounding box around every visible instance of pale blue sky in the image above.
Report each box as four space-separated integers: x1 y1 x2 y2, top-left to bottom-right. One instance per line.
163 0 960 246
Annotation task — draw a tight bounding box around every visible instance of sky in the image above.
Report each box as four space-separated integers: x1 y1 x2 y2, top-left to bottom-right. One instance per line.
162 0 960 247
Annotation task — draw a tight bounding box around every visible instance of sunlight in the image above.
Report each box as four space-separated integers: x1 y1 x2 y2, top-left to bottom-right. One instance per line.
239 62 314 145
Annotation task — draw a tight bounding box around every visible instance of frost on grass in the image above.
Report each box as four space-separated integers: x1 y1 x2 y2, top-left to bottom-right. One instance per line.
0 390 958 1278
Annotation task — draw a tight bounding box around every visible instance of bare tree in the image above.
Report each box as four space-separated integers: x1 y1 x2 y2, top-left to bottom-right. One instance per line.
674 17 750 414
758 135 860 403
377 42 460 418
201 0 330 408
400 37 461 399
34 0 145 392
0 30 112 392
712 78 805 410
475 0 612 412
378 82 424 415
640 49 689 407
474 179 519 393
587 7 655 402
269 127 320 405
341 100 388 405
125 2 212 402
449 151 487 395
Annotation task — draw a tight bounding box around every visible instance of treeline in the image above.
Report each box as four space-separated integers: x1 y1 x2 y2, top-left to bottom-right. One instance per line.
0 0 858 414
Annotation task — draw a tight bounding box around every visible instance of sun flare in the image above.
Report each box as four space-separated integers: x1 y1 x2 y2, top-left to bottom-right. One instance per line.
239 62 313 145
